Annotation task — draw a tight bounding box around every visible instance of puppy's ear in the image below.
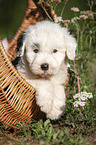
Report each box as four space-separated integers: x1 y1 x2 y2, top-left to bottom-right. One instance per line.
12 33 25 66
16 33 25 57
63 28 77 60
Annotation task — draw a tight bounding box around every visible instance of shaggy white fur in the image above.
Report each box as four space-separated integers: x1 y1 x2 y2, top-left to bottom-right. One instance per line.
4 21 77 120
2 38 9 52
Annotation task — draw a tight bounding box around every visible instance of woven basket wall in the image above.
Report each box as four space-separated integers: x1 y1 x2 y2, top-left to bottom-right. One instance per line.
0 40 47 128
0 0 69 128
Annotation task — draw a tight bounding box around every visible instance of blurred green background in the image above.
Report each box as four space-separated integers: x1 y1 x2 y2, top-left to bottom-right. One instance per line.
0 0 27 39
0 0 89 39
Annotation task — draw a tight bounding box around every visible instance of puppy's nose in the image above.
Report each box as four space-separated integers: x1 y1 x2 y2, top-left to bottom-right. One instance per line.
41 63 49 71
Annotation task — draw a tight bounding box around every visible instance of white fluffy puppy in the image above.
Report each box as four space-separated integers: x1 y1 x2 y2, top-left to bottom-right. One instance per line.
13 21 77 120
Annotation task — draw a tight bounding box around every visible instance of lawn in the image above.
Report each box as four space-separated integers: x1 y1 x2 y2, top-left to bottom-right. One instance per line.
0 0 96 144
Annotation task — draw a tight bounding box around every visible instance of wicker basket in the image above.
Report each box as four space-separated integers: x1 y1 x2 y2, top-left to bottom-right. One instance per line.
0 0 69 128
0 40 46 128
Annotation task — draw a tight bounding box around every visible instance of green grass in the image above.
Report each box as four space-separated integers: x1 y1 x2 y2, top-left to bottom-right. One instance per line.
0 0 96 144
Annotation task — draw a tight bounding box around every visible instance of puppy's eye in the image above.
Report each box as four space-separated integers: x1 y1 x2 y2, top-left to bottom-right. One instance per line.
33 48 39 53
32 43 40 53
53 49 58 53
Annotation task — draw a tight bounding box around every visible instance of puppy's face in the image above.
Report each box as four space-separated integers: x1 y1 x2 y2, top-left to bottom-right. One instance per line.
21 21 77 77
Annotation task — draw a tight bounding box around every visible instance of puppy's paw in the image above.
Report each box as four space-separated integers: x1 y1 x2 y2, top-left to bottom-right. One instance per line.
36 93 52 114
35 83 53 114
47 106 65 120
47 109 63 120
